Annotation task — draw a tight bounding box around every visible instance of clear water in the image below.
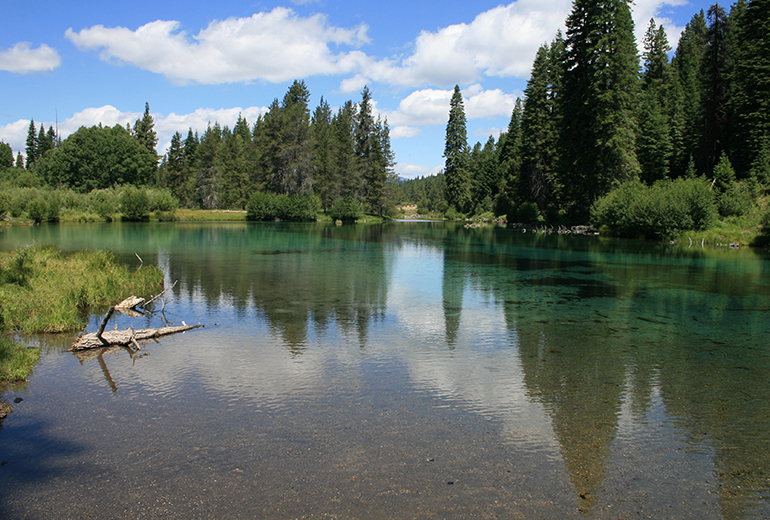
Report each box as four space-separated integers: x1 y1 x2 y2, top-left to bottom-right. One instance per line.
1 221 769 519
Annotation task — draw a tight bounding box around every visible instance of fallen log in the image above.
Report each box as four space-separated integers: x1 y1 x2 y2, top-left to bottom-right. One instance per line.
68 323 203 351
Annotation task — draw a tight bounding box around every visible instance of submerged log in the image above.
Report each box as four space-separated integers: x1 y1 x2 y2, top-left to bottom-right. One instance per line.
68 323 203 351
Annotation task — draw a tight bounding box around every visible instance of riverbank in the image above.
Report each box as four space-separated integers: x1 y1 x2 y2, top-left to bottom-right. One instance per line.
0 245 165 386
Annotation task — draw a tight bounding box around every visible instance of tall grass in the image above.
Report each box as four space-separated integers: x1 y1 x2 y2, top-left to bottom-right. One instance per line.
0 335 39 383
0 245 164 333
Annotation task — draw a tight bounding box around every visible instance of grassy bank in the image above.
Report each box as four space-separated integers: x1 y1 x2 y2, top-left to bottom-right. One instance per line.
0 245 164 384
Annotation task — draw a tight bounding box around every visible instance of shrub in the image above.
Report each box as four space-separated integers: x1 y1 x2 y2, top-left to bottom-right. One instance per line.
717 183 753 217
26 198 48 224
516 202 542 224
328 196 363 222
246 192 279 221
120 186 150 221
591 178 718 239
150 189 180 212
246 192 319 222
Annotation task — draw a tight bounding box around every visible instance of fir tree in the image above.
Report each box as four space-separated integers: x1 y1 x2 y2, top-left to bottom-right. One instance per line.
25 119 38 169
444 85 471 213
560 0 641 222
698 4 734 176
638 19 673 183
732 0 770 176
133 102 159 160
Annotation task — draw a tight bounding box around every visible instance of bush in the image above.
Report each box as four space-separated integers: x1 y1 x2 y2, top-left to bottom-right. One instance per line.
120 186 150 221
445 206 464 220
591 178 718 239
246 192 319 222
150 188 180 212
717 183 753 217
87 188 120 221
246 192 279 221
26 198 48 223
516 202 542 224
328 196 363 222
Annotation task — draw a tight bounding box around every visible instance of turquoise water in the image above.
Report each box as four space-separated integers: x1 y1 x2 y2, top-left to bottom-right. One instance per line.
1 221 769 519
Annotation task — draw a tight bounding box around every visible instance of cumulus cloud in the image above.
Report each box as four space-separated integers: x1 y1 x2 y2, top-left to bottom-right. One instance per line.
395 162 443 179
65 8 370 84
632 0 687 49
382 85 518 128
346 0 572 90
0 42 61 74
0 105 269 156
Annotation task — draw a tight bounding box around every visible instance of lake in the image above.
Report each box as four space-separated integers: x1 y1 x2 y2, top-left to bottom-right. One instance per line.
1 221 769 519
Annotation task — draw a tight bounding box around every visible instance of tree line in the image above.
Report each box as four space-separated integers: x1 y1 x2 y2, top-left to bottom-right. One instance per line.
408 0 769 231
1 82 397 220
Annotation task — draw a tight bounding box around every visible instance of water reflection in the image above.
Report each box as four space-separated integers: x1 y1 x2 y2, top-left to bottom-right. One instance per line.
1 222 770 518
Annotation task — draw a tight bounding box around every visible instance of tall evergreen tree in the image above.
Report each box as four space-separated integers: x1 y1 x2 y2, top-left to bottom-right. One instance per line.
560 0 641 222
332 101 359 199
670 11 708 176
311 97 336 211
444 85 471 212
519 40 562 213
698 3 734 176
25 119 38 169
638 19 673 183
732 0 770 177
133 102 158 158
269 80 313 195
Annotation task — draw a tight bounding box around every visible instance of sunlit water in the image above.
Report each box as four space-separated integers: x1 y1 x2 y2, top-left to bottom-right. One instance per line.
1 222 769 519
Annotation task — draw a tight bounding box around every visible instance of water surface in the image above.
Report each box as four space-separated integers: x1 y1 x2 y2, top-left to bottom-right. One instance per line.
1 222 769 519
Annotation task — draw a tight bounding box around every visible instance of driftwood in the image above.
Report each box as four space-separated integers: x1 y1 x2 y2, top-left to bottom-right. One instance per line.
68 290 203 352
68 323 203 351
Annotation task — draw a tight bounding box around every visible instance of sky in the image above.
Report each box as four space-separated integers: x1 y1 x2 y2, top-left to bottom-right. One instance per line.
1 0 712 179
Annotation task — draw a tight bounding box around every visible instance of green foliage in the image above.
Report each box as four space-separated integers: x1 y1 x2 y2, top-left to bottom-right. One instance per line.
328 196 363 222
245 191 319 222
591 178 718 239
0 141 13 169
444 85 471 212
717 182 753 217
0 245 164 334
36 124 157 192
87 188 120 221
120 186 151 221
149 188 180 212
516 202 543 224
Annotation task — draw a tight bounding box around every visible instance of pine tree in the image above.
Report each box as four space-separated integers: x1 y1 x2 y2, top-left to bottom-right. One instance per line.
332 101 359 200
270 80 313 195
25 119 38 169
698 4 733 176
559 0 641 222
519 40 562 213
38 124 53 158
732 0 770 176
638 19 673 183
444 85 471 213
133 102 159 161
311 97 336 211
670 11 708 176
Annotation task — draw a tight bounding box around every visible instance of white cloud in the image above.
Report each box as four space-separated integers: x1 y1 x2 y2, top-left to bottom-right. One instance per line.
65 8 370 85
383 86 518 129
155 106 268 152
395 162 442 180
632 0 688 48
0 42 61 74
0 105 269 157
350 0 572 89
390 126 421 139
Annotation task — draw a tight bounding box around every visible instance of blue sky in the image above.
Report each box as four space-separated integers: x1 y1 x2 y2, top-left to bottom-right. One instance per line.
2 0 712 179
